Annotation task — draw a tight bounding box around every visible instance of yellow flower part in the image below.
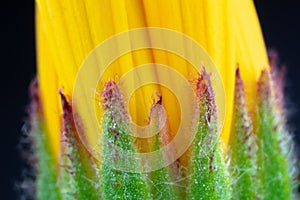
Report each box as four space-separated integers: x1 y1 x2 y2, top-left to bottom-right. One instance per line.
36 0 268 160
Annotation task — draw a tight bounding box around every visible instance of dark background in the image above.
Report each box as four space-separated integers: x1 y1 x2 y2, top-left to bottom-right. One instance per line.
1 1 299 199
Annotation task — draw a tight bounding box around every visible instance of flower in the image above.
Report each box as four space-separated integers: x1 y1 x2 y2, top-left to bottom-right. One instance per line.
36 0 268 160
30 1 298 199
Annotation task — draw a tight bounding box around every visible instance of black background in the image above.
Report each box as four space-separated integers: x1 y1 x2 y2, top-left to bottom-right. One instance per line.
1 1 299 199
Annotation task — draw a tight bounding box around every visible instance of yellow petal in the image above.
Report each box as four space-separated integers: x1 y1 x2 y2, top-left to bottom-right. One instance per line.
36 0 268 160
36 8 61 160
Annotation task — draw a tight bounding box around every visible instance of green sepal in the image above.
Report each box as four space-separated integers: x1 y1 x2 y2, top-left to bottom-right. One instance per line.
146 102 179 200
100 80 151 200
228 68 257 199
187 68 231 200
28 81 62 200
256 70 296 199
59 92 101 199
34 120 62 200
